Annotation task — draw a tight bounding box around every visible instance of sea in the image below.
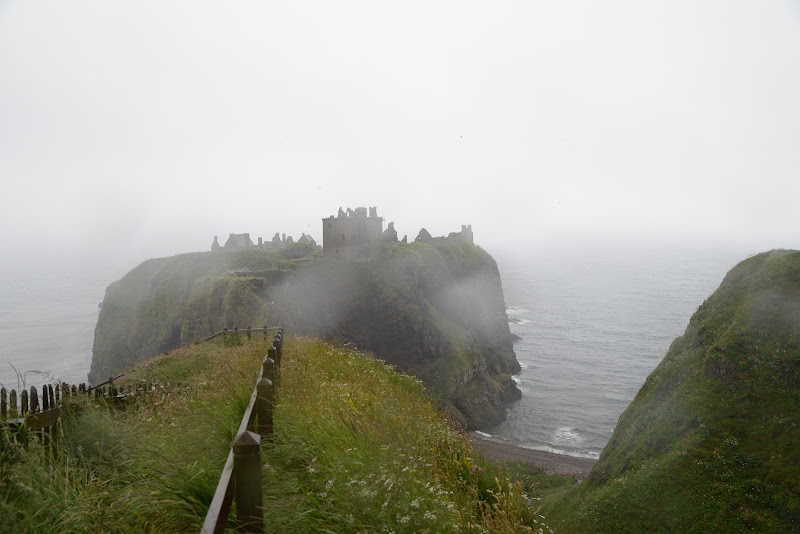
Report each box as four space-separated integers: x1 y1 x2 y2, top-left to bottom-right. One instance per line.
0 245 752 458
486 244 747 459
0 266 113 390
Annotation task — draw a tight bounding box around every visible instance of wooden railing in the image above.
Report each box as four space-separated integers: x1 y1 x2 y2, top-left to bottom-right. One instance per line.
201 326 283 534
196 325 281 345
0 380 189 448
0 379 146 455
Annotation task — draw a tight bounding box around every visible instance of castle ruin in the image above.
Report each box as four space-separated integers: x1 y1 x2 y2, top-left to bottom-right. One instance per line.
211 231 316 252
322 206 384 260
210 207 473 260
321 206 474 260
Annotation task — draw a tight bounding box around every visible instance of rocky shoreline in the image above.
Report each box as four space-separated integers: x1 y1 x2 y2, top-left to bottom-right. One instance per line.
470 433 597 480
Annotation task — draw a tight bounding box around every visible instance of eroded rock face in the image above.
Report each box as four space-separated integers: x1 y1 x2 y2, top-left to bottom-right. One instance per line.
91 242 521 429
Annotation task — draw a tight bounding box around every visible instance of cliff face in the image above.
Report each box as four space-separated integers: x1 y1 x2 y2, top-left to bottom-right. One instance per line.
91 242 520 429
545 250 800 532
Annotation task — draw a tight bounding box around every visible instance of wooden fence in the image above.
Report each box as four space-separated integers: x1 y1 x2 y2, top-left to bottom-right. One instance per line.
1 323 282 430
0 379 192 453
195 325 279 345
1 324 283 532
201 326 283 534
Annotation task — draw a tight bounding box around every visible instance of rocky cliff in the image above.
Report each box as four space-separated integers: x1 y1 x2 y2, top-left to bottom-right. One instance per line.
91 241 520 429
544 250 800 532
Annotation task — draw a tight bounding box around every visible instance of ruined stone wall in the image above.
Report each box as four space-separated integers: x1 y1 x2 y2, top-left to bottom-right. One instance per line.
322 209 383 260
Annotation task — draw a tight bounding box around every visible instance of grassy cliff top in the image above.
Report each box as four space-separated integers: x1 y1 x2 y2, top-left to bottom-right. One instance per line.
541 249 800 532
3 334 552 532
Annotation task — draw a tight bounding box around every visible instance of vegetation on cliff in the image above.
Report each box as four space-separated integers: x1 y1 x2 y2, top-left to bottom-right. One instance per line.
540 249 800 532
91 241 520 429
2 338 268 532
2 335 548 532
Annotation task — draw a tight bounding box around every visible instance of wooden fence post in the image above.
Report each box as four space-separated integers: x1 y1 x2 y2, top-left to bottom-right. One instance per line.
233 430 263 533
21 389 28 416
256 378 273 438
262 357 276 385
246 326 251 340
1 387 6 419
30 387 39 413
267 345 278 381
10 390 17 417
274 330 283 364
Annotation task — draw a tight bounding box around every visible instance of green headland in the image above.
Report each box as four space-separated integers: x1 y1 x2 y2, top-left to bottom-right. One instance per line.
90 240 521 430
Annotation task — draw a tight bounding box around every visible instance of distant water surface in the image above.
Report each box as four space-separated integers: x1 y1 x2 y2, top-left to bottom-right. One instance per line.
0 268 108 389
486 246 746 458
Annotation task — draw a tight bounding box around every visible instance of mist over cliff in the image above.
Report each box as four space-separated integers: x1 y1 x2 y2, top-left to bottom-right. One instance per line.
90 241 520 429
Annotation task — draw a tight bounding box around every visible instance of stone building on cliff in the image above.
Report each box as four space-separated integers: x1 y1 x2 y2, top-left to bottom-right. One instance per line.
414 224 473 245
211 231 316 251
321 206 474 260
322 206 384 260
211 208 472 260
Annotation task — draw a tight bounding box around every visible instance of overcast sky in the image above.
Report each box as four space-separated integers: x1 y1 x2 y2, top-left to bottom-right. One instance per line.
1 1 799 273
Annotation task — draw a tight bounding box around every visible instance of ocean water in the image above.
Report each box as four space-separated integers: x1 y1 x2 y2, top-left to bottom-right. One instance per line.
0 246 748 460
486 246 745 458
0 268 107 389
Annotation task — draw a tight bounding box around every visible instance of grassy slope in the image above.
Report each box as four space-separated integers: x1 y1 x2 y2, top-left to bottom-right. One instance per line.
265 336 547 533
541 250 800 532
3 335 561 533
1 337 267 533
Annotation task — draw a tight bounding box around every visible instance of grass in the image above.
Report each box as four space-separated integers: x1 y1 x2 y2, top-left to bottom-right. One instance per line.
1 338 269 533
1 334 554 533
263 336 548 533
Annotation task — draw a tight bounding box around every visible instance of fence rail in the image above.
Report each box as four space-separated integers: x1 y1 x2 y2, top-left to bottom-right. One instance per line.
0 379 135 455
201 326 283 534
196 325 282 345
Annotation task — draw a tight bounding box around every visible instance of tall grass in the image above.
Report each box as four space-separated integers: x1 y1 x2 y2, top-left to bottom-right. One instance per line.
0 338 270 533
1 335 551 532
264 337 548 533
